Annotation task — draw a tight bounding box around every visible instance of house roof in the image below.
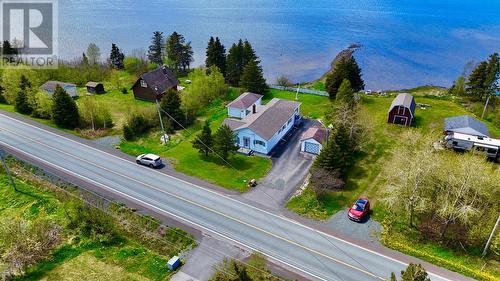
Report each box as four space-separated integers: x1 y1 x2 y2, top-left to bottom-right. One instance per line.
223 98 301 140
444 115 490 137
226 92 263 110
133 66 179 96
301 127 329 144
41 81 78 97
388 93 416 114
85 81 102 88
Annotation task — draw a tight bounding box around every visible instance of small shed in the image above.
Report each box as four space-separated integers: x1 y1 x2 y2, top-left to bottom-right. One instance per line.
40 81 78 98
167 256 181 270
86 81 105 94
388 93 416 126
300 127 329 155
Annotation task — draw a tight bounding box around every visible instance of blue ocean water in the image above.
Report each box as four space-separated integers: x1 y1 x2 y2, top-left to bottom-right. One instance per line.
59 0 500 90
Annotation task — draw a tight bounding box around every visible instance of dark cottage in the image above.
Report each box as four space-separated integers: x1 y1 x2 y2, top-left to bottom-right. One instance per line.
85 82 105 94
387 93 416 126
131 66 179 102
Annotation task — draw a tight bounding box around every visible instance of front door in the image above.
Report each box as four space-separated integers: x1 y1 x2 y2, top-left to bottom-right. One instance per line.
243 137 251 148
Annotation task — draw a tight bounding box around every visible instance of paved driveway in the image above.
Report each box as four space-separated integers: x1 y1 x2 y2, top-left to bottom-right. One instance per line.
242 119 320 210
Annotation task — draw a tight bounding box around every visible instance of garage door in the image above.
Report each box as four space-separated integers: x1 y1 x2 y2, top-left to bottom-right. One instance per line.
304 142 320 154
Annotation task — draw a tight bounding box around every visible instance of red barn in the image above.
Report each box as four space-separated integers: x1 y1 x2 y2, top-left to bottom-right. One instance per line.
387 93 416 127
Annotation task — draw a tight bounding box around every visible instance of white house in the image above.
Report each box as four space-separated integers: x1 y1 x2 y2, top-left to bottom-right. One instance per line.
226 92 263 119
300 127 329 155
223 93 301 155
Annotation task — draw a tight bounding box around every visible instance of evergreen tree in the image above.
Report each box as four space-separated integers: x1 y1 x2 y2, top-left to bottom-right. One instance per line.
160 88 184 129
466 53 499 99
400 264 431 281
226 40 244 86
213 124 238 161
242 40 258 66
81 52 89 66
1 40 17 56
52 86 79 129
109 43 125 69
206 37 226 76
390 272 397 281
165 32 193 74
240 60 267 94
192 121 213 156
0 84 6 104
148 31 164 65
336 79 355 107
14 75 33 114
314 124 353 178
325 56 364 99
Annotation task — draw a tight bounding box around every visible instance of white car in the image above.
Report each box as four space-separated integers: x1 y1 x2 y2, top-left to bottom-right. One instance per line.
136 154 162 168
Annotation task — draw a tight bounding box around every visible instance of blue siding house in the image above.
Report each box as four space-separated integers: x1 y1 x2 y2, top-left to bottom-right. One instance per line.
223 93 301 155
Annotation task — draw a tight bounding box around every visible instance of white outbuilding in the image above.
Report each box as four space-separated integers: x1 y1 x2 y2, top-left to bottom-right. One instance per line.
300 127 329 155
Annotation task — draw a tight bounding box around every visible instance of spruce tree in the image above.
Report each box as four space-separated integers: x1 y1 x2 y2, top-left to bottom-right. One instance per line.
192 121 213 156
226 40 244 86
213 124 238 161
336 79 355 107
82 52 89 66
52 85 79 129
400 264 431 281
240 60 267 94
206 37 226 76
1 40 17 56
14 75 33 114
0 84 6 104
148 31 164 65
165 32 192 74
467 61 489 99
160 88 184 129
325 56 364 99
314 124 353 179
109 43 125 69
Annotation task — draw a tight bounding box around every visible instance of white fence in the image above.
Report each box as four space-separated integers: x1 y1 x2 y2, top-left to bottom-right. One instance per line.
270 85 329 97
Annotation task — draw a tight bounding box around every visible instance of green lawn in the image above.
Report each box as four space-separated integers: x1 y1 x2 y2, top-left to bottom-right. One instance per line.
120 91 272 192
265 89 331 120
0 163 190 281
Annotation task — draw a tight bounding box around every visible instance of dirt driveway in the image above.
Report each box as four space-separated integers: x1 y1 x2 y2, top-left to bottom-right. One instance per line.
242 119 321 210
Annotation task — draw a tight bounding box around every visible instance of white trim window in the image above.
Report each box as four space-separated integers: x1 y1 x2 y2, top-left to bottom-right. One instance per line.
140 80 147 88
254 140 266 147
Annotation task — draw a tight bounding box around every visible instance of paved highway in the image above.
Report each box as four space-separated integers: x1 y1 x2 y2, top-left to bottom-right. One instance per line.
0 113 468 281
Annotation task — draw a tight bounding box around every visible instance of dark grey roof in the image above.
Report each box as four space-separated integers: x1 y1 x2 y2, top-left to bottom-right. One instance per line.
134 66 179 95
224 98 300 140
389 93 416 114
226 92 263 109
41 81 78 97
444 115 490 137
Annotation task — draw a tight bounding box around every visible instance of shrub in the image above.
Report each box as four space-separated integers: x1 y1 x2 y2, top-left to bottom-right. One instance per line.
123 124 135 141
65 200 118 241
310 167 345 193
122 108 158 140
31 91 53 119
52 86 79 129
79 97 114 130
121 87 128 94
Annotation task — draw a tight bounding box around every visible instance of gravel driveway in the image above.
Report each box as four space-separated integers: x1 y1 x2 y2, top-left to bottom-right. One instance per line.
242 119 320 210
322 209 383 246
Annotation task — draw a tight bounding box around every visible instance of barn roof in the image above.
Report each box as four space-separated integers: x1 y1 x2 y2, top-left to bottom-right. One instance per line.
444 115 489 137
226 92 263 110
301 127 329 144
223 98 301 140
388 93 416 114
133 66 179 95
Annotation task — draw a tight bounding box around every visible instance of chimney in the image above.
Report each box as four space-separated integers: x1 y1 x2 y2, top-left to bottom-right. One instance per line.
253 104 256 114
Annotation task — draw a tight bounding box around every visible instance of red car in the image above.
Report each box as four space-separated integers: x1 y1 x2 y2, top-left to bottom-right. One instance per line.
348 198 370 222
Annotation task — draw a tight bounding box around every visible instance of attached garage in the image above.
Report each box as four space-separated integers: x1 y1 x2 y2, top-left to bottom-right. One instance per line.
300 127 329 155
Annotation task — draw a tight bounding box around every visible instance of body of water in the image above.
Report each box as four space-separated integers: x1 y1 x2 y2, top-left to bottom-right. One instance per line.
59 0 500 90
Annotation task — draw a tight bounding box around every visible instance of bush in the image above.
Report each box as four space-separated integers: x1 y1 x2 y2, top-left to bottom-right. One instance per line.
65 200 118 241
121 87 128 94
79 97 114 130
31 92 53 119
310 167 345 193
122 108 158 140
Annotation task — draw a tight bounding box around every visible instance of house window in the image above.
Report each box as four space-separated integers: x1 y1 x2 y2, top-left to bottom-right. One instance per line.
236 137 240 145
287 118 292 125
140 80 147 88
254 140 265 147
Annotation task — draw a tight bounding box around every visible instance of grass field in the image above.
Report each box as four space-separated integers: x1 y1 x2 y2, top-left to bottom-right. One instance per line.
0 162 191 281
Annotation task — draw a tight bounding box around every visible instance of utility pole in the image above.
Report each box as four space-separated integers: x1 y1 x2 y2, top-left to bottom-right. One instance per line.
0 149 17 191
295 84 300 100
482 214 500 257
155 99 167 144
